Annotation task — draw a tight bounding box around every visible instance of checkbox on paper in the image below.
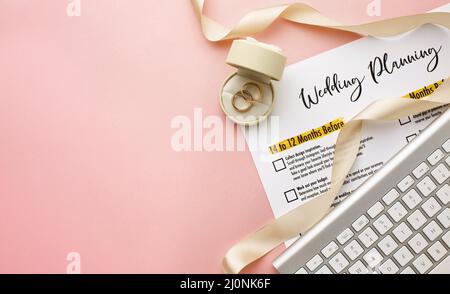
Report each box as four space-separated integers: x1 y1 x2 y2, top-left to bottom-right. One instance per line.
272 158 286 172
406 134 417 143
399 116 412 126
284 189 299 203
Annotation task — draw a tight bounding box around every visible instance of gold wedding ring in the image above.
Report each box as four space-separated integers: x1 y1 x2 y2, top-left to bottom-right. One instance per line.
232 83 264 112
241 82 263 101
232 89 254 112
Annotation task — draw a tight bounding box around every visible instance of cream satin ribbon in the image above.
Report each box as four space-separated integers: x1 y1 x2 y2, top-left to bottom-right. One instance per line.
190 0 450 273
192 0 450 41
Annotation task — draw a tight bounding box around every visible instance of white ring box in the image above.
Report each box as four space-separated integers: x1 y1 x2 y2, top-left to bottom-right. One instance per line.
220 38 287 126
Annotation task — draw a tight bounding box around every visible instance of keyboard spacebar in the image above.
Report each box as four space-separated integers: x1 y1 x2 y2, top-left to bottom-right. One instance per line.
430 256 450 274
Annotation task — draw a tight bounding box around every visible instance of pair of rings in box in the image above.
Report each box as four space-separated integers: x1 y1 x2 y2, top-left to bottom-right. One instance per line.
219 38 287 126
232 82 263 113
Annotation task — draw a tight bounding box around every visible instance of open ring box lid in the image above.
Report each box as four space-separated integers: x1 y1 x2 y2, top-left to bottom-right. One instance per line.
220 38 287 126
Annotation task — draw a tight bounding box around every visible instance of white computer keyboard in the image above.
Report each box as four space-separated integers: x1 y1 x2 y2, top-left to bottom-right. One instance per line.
295 139 450 274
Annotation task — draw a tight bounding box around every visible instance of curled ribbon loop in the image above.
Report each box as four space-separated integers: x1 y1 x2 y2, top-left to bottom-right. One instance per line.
190 0 450 274
191 0 450 42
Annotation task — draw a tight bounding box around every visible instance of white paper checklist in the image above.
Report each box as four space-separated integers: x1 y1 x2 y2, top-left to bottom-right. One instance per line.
244 5 450 245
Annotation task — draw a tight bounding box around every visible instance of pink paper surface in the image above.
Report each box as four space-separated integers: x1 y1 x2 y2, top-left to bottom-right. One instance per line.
0 0 447 273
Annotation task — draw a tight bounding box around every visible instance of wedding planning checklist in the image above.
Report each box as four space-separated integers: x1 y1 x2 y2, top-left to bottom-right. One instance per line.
244 4 450 245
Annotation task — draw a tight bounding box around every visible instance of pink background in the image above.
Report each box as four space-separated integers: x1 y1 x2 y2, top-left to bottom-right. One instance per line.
0 0 447 274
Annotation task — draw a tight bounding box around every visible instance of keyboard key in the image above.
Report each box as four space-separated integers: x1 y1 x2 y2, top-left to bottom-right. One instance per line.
392 222 413 243
430 257 450 274
402 189 422 209
431 163 450 184
383 189 400 206
363 248 383 269
388 202 408 222
423 221 443 241
443 138 450 152
408 233 428 254
421 197 442 217
427 149 444 166
427 241 447 262
295 268 307 274
377 235 398 256
321 241 339 258
337 228 354 245
379 259 399 274
315 265 332 274
373 214 393 235
352 215 369 232
306 254 323 271
401 267 415 274
417 176 437 197
329 253 349 273
413 254 433 274
437 208 450 228
443 231 450 247
348 261 369 274
367 202 384 219
394 246 414 267
436 184 450 205
344 240 364 261
397 175 414 192
413 162 429 179
407 210 427 230
358 227 379 248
